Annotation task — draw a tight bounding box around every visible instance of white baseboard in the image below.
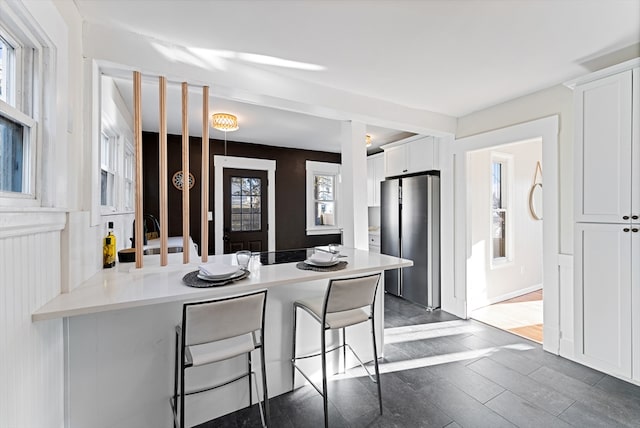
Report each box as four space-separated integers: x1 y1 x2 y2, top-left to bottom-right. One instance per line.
469 283 543 312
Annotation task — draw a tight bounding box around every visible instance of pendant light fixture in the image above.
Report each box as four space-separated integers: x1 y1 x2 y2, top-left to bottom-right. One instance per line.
211 113 239 156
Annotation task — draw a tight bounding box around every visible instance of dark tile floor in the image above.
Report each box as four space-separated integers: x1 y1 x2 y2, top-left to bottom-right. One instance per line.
198 294 640 427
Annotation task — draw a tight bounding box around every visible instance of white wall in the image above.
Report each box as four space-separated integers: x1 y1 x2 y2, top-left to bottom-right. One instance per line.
0 0 77 426
457 84 574 254
467 140 543 310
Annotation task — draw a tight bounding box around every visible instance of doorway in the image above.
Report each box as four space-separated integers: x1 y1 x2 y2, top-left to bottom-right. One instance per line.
222 168 268 253
466 140 544 343
214 155 276 254
442 116 560 353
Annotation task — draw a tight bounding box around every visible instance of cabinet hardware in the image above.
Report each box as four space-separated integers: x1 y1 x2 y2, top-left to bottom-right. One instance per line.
623 215 630 220
633 228 639 233
623 228 630 232
633 215 639 220
402 169 408 173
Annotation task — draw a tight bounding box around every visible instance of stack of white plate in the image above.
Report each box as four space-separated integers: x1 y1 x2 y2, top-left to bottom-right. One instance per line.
304 251 339 267
197 263 244 282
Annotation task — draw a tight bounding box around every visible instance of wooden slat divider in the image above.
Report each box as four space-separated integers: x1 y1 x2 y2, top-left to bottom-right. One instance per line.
133 71 144 268
181 82 190 263
201 86 210 262
159 76 168 266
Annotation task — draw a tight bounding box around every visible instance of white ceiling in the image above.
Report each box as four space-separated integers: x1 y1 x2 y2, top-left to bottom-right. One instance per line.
77 0 640 152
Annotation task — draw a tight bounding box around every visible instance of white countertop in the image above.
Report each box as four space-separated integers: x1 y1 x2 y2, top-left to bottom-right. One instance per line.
33 248 412 321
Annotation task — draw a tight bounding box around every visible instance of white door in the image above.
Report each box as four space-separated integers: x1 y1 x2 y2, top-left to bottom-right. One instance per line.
575 223 632 378
575 70 633 224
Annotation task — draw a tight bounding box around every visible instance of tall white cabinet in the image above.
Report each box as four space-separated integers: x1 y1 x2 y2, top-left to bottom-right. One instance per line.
571 60 640 382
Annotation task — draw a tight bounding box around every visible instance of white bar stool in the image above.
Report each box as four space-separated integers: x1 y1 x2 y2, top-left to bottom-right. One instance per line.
171 290 270 428
291 273 382 428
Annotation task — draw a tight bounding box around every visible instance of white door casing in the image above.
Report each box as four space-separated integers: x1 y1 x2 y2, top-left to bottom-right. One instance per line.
442 115 560 353
214 156 276 255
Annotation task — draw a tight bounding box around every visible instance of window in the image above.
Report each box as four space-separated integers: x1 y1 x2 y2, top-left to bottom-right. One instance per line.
306 160 341 235
99 75 135 213
0 34 15 104
230 176 262 231
123 144 134 211
314 174 335 226
0 25 37 200
100 132 115 207
491 153 513 264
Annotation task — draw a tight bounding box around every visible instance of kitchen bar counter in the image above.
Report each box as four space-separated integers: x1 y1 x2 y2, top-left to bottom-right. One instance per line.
33 247 411 321
37 248 412 428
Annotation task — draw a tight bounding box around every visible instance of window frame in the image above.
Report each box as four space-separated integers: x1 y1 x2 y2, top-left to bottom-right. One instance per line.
306 160 341 235
0 11 41 206
99 74 135 215
490 152 514 267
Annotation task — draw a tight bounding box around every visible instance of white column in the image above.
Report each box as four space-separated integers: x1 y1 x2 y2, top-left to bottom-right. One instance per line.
340 121 369 250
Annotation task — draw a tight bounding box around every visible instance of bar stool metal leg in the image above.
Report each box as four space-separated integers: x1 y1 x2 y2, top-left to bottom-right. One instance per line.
249 354 254 409
260 337 270 424
371 317 383 415
173 330 179 428
291 306 298 390
321 327 329 428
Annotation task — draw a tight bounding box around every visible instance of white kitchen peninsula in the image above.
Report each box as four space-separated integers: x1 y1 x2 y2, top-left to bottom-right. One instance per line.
33 248 411 428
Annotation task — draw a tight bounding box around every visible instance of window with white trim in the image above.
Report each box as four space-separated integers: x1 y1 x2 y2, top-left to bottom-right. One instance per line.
491 153 513 264
100 131 116 207
0 22 37 201
306 160 341 235
123 142 134 211
99 75 135 213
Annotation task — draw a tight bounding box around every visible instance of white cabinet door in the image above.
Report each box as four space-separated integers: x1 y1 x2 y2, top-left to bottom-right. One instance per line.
575 223 632 378
367 157 375 206
407 137 436 174
367 154 384 206
372 154 383 206
575 70 633 223
384 137 439 177
384 145 407 177
632 68 640 222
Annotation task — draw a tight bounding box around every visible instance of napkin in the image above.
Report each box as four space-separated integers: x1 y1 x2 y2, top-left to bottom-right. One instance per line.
309 252 337 263
198 263 238 276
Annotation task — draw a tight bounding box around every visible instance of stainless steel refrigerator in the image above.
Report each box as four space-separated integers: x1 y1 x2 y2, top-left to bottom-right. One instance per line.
380 173 440 309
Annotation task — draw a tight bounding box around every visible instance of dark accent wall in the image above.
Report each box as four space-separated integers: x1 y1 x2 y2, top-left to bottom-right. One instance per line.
142 131 341 255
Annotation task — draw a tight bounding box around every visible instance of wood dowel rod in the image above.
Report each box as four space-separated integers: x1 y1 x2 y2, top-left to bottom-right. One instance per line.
201 86 210 262
181 82 190 263
159 76 168 266
133 71 144 268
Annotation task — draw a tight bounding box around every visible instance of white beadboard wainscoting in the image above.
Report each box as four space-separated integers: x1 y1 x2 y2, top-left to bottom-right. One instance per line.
0 212 66 428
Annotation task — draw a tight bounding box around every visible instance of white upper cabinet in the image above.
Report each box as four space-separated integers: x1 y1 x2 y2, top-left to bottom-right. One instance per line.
574 68 637 224
383 136 439 178
367 153 384 207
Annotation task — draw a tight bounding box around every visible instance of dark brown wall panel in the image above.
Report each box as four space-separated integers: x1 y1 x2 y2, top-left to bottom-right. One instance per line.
142 131 341 255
